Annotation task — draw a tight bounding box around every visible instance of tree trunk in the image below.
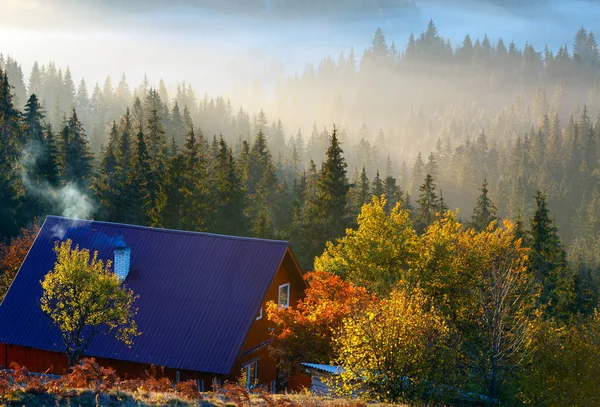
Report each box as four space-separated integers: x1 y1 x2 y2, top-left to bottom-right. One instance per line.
489 354 498 405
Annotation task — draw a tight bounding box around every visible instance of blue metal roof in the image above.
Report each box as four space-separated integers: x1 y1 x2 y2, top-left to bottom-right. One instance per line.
0 216 290 374
301 363 345 374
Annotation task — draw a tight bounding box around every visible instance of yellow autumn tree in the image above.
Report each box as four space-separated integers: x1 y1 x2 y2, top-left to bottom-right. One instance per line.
518 312 600 406
409 210 473 323
331 287 457 404
413 215 536 402
40 239 140 368
314 196 417 296
464 221 537 402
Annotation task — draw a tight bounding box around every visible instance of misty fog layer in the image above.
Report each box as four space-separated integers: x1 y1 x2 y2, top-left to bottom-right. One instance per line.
4 0 600 261
3 0 600 94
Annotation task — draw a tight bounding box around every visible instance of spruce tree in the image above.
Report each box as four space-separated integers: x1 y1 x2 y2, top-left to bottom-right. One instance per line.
122 127 153 225
384 175 402 212
180 126 210 231
529 191 576 319
471 179 499 231
371 170 384 197
94 122 119 219
213 137 247 236
301 126 350 268
160 142 185 229
355 165 370 212
416 174 439 233
59 109 93 189
146 98 168 171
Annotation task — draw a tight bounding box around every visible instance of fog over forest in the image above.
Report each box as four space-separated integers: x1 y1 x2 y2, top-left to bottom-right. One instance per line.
4 0 600 261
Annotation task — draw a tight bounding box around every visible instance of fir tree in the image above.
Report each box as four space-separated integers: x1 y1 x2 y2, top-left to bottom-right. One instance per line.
371 170 384 197
529 191 576 319
59 109 93 189
301 126 350 268
160 143 185 229
180 126 210 231
416 174 439 233
352 165 370 215
122 127 153 225
471 179 499 231
213 137 247 236
94 121 119 219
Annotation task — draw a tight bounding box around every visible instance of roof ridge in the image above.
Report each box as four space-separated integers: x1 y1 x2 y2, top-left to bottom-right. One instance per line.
45 215 290 245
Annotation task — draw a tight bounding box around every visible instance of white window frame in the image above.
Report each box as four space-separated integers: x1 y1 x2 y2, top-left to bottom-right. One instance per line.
278 283 290 308
256 306 263 320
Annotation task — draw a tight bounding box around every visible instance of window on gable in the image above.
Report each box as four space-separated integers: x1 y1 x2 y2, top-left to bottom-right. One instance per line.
278 283 290 308
256 306 263 320
241 360 258 389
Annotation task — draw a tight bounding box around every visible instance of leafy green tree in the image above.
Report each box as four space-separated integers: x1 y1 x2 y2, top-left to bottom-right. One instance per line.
40 239 139 368
315 196 416 296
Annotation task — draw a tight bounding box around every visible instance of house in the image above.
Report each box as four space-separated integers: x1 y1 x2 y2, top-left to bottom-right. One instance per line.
301 363 344 395
0 216 309 391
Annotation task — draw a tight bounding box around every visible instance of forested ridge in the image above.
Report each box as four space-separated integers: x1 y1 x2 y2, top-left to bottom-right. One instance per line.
2 23 600 267
2 19 600 405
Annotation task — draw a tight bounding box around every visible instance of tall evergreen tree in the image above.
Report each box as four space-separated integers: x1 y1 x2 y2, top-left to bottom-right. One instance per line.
213 136 247 236
358 166 370 202
58 109 93 189
122 127 153 225
471 179 499 231
160 141 185 229
301 126 350 268
180 126 210 231
416 174 439 233
21 93 53 219
529 191 576 319
371 170 384 197
94 122 119 219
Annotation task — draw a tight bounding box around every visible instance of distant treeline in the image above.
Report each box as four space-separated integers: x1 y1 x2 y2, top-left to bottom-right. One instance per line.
2 22 600 279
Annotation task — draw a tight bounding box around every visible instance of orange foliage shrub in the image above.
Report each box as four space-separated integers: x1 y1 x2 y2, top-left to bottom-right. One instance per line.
62 358 118 391
266 271 374 375
0 221 40 300
219 382 251 406
252 387 279 407
174 379 201 399
0 359 206 400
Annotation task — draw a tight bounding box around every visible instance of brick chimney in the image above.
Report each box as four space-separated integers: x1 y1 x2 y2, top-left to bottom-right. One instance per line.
114 237 131 281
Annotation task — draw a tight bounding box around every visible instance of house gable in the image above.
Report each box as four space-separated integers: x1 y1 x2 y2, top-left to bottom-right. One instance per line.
234 248 307 387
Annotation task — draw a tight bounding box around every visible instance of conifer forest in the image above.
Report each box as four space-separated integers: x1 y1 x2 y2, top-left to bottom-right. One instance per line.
2 1 600 405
